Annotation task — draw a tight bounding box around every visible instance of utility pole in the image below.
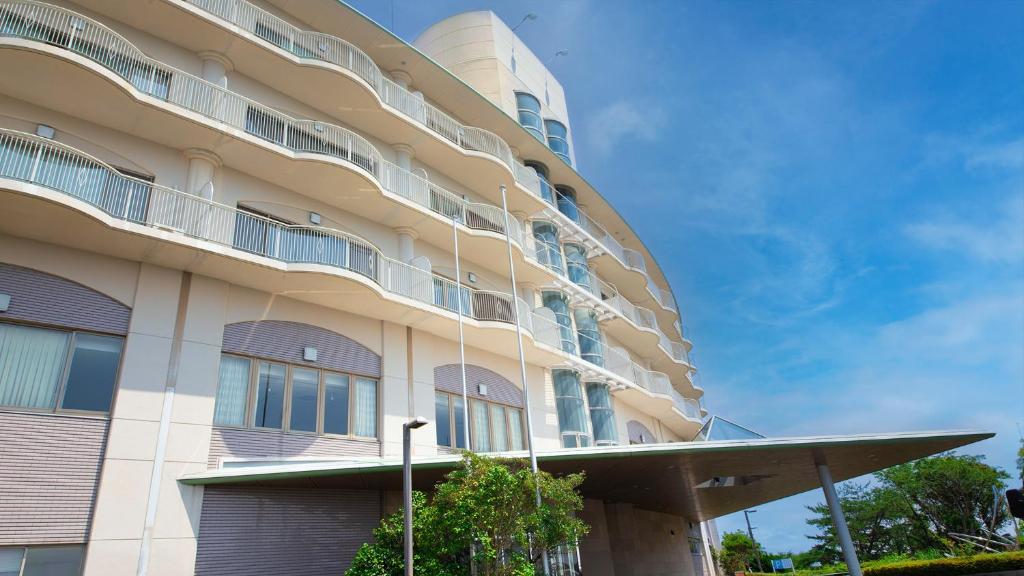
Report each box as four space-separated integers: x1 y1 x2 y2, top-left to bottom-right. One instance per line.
744 509 764 573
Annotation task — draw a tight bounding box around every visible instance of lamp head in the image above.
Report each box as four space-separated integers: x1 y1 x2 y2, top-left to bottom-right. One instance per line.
406 416 429 429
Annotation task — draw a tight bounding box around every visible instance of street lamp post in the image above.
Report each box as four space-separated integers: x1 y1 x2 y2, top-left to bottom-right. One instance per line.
403 416 428 576
744 509 764 573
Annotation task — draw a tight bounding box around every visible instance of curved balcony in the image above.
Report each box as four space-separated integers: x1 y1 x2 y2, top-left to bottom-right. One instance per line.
0 127 701 432
72 0 682 327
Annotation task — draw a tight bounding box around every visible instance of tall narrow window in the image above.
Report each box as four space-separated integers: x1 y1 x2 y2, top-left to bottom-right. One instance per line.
553 370 590 448
564 244 593 294
508 408 525 451
471 399 491 452
515 92 545 142
0 324 68 409
354 378 378 437
288 368 319 432
253 362 286 429
435 392 452 447
545 119 572 165
555 186 579 224
323 373 350 435
586 382 617 446
490 404 509 452
213 355 251 426
573 308 604 368
452 395 467 449
525 161 554 205
542 291 576 355
532 222 564 275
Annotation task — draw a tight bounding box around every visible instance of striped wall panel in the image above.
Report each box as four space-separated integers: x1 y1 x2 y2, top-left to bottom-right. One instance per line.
0 411 109 545
208 427 380 468
195 486 381 576
222 321 381 378
0 263 131 334
434 363 523 407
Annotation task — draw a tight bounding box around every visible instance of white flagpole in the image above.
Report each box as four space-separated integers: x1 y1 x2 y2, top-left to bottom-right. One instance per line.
499 185 550 575
453 216 471 450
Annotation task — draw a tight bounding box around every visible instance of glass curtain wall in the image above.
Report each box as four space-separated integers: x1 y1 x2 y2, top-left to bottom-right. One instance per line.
564 243 593 293
586 382 617 445
573 308 604 367
552 369 591 448
542 291 577 355
532 221 564 275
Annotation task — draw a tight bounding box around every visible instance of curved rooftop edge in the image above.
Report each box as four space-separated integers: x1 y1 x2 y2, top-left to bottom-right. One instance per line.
328 0 683 318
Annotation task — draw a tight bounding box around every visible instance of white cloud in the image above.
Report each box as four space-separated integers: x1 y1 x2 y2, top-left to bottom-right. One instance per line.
905 196 1024 265
585 100 663 157
965 138 1024 172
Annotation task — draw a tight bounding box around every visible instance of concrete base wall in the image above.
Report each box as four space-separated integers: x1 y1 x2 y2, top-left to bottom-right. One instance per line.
580 501 697 576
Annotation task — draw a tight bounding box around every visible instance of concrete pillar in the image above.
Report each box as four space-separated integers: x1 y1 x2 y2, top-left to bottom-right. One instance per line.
393 143 415 172
197 51 232 89
817 461 863 576
183 149 221 201
396 227 417 264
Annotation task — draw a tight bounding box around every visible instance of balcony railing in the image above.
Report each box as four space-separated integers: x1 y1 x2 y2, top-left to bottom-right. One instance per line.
174 0 680 315
0 0 523 245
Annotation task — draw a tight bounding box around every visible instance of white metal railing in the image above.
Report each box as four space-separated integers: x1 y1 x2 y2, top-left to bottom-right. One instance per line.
671 389 702 421
0 0 522 246
175 0 676 309
0 128 527 326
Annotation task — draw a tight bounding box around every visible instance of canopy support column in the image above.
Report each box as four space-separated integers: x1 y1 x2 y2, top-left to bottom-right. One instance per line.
816 461 862 576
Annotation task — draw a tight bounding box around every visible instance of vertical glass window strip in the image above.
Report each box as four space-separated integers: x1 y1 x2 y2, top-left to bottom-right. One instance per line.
555 186 580 224
354 378 378 437
0 324 68 410
564 244 593 294
552 370 590 448
490 404 509 452
542 292 576 355
323 373 350 435
573 308 605 368
525 161 554 205
452 395 467 449
288 368 319 432
545 119 572 165
0 548 23 576
60 333 123 412
253 362 286 429
471 399 491 452
515 92 545 142
586 382 617 445
435 392 452 447
213 355 251 426
532 222 564 274
508 408 525 451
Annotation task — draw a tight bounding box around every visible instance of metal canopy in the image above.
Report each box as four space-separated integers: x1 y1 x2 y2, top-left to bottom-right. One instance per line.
180 430 992 521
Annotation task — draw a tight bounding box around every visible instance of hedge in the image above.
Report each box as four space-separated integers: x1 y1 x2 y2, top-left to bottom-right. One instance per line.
862 551 1024 576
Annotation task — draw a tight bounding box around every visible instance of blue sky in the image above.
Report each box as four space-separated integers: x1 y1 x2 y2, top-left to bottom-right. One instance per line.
345 0 1024 552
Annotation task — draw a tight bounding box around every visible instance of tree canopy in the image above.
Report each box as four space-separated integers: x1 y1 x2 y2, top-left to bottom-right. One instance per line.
345 453 588 576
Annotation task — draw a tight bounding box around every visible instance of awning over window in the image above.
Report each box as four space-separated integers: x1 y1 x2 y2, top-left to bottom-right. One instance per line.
179 430 992 521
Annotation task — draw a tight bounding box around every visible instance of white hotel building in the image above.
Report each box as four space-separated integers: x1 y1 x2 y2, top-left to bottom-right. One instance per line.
0 2 989 575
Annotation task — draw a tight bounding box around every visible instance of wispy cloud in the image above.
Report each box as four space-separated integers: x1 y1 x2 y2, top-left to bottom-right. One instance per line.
905 196 1024 265
585 100 663 157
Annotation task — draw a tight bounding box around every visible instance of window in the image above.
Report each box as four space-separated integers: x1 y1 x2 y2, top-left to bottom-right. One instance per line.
0 323 123 414
524 161 554 205
515 92 545 142
212 354 378 438
563 244 593 294
586 382 617 446
0 545 84 576
573 308 604 368
541 291 576 355
555 186 580 224
532 222 564 275
435 391 523 452
552 370 591 448
544 119 572 165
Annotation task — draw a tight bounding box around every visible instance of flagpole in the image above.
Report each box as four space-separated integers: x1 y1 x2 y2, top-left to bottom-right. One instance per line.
499 185 550 575
453 216 471 450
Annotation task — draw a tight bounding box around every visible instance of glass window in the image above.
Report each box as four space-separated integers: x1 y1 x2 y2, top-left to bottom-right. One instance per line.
471 399 491 452
452 395 467 449
564 244 593 294
542 292 576 355
61 334 123 412
515 92 545 142
553 370 590 448
213 355 251 426
545 119 572 165
573 308 604 368
525 161 554 205
0 324 68 410
532 222 564 274
323 373 350 435
253 362 286 429
354 378 377 437
490 404 509 452
586 382 617 445
508 408 525 451
23 546 84 575
555 186 579 224
0 548 23 576
288 368 319 432
435 392 452 447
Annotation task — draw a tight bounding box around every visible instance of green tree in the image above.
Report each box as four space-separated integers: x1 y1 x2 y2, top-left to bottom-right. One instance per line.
1017 439 1023 482
805 482 915 563
718 530 766 574
346 453 589 576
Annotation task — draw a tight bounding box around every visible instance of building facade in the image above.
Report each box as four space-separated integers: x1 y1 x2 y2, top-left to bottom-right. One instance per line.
0 2 706 575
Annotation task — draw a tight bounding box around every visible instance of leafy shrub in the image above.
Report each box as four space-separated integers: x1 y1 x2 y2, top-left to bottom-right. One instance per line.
862 551 1024 576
